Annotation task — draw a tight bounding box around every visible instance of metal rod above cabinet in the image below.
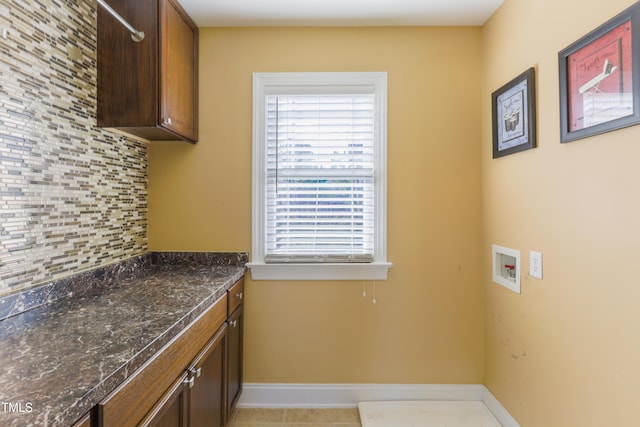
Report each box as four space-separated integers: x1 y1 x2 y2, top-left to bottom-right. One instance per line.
95 0 145 42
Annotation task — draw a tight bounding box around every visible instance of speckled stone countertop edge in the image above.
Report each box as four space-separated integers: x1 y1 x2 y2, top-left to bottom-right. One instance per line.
0 252 248 321
62 267 246 426
0 252 247 426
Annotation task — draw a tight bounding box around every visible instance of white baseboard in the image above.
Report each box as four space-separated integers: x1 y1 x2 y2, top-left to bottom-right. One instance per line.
481 387 521 427
237 383 519 426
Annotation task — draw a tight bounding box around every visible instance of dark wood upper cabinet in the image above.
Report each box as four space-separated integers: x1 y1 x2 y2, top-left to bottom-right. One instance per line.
97 0 198 143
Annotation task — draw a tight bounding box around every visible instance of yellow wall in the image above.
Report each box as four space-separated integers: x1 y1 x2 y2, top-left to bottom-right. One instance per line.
148 27 484 384
148 2 640 423
482 0 640 425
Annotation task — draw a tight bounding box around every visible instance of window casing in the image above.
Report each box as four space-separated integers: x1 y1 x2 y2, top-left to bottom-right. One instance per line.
248 72 391 280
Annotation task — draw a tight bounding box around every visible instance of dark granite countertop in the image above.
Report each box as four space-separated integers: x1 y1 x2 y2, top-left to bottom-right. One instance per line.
0 252 247 426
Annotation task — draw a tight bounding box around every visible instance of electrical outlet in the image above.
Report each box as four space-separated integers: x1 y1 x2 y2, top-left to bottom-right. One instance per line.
530 251 542 279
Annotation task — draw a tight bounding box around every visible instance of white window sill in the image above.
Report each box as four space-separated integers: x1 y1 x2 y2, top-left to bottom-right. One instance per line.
246 262 393 281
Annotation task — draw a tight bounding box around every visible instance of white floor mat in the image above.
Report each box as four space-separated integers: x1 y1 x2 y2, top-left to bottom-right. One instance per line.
358 401 502 427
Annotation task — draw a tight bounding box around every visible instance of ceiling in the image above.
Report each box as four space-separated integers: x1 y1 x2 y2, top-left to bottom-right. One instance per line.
179 0 505 27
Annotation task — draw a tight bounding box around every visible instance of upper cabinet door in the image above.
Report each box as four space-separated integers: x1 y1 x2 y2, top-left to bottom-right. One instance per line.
97 0 158 129
97 0 198 143
159 0 198 142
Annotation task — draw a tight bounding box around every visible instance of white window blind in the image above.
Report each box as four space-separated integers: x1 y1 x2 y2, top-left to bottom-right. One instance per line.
249 72 391 280
265 94 375 263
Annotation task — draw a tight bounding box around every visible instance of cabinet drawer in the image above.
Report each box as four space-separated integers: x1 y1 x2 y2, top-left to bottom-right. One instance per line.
227 278 244 315
98 294 227 427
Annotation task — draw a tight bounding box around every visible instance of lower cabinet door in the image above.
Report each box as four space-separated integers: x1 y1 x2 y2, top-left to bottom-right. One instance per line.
189 324 227 427
140 372 189 427
226 304 243 420
71 412 91 427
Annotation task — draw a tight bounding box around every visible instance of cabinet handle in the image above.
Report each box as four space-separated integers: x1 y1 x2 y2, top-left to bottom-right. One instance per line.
230 320 238 328
236 292 243 300
188 367 202 378
165 117 173 125
184 375 194 389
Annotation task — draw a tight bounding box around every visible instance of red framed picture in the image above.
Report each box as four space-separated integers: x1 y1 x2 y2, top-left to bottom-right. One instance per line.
559 2 640 143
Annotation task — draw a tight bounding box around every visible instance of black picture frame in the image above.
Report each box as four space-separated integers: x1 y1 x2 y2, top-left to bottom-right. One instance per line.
559 2 640 143
492 68 537 159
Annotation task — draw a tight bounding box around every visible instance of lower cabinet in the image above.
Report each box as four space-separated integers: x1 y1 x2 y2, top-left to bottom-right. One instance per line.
189 325 227 427
72 413 92 427
95 277 244 427
141 325 227 427
225 278 244 423
226 304 243 419
140 372 189 427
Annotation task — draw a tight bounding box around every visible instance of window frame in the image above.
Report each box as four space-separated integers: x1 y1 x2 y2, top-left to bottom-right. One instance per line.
247 72 391 280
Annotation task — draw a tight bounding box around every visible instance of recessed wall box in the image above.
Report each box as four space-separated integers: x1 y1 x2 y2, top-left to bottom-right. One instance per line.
492 244 521 294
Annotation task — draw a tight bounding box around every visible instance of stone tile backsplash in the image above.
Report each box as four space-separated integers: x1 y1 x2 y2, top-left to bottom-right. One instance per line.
0 0 148 295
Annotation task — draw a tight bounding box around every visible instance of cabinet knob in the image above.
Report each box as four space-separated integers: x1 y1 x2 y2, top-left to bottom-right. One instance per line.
165 117 173 125
236 292 243 300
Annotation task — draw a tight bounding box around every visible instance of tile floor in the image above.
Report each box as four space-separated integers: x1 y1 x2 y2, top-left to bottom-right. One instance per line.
357 401 501 427
227 407 362 427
